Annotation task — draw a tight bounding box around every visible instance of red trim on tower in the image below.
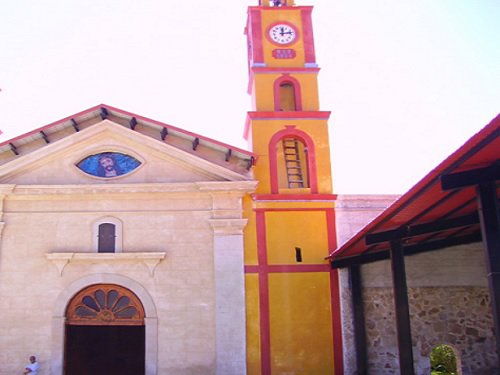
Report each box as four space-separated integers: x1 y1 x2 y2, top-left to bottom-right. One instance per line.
301 7 317 64
252 193 337 201
248 5 314 11
273 74 303 111
248 111 331 120
325 208 344 374
249 8 265 65
246 264 330 273
256 210 272 375
245 111 331 142
268 127 318 194
330 269 344 375
252 66 321 73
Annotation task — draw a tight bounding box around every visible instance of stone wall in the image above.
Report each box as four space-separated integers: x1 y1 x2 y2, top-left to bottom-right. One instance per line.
335 194 398 374
363 286 496 375
339 242 498 375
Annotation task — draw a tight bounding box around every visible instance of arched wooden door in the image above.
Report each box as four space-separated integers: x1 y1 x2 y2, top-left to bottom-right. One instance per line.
64 284 145 375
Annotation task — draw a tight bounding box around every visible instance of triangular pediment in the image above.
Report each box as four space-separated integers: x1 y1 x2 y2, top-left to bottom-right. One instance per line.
0 119 253 185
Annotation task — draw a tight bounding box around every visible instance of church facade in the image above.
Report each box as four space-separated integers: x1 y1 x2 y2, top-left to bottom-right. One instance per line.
1 1 498 375
0 1 348 374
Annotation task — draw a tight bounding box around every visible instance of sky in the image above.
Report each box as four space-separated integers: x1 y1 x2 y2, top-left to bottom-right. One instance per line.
0 0 499 194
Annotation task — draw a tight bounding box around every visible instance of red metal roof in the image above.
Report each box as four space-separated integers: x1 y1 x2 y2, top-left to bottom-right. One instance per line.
329 114 500 267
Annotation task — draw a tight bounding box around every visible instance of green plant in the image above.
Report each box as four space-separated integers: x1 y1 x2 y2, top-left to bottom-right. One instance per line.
430 344 457 375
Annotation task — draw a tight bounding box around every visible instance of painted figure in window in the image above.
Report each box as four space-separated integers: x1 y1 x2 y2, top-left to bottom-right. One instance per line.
77 152 141 178
98 154 121 177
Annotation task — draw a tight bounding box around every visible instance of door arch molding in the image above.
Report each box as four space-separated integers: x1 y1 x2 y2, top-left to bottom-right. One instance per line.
51 274 158 375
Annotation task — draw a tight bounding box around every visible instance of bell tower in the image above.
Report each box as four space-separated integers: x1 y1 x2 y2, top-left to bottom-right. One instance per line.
243 1 343 374
244 0 332 194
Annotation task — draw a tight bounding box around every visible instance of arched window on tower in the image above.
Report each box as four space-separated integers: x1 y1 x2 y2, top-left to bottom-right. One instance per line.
279 83 297 111
269 128 318 193
274 75 302 111
277 137 309 188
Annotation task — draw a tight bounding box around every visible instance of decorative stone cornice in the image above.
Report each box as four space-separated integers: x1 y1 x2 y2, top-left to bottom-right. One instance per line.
208 218 248 235
8 181 257 198
197 181 258 193
46 252 166 276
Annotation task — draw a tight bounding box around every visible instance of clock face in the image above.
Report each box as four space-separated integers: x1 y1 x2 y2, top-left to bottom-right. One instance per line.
268 24 297 45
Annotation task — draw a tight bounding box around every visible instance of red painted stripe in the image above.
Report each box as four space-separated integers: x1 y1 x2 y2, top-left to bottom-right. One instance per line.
245 264 331 273
249 5 314 11
259 271 271 375
256 211 272 375
330 269 344 375
245 265 260 273
248 110 331 120
249 8 264 65
301 7 317 64
256 210 268 267
252 193 337 201
255 207 330 213
268 264 330 272
252 66 320 73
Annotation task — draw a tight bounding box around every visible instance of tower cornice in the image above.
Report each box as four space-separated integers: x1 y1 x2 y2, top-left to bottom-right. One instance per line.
244 111 331 140
247 6 313 11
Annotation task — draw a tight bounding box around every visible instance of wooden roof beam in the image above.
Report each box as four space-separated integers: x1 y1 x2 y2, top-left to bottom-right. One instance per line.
129 117 137 130
100 107 108 120
246 156 255 170
40 131 50 144
192 137 199 151
9 143 19 155
332 232 482 268
71 118 79 132
160 128 168 140
365 213 480 245
441 162 500 190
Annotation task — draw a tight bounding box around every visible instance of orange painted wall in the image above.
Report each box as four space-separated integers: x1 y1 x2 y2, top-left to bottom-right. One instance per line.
245 274 262 375
265 210 329 264
269 272 335 374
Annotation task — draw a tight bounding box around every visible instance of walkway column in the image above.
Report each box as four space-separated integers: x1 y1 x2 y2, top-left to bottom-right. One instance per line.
390 239 415 375
477 181 500 368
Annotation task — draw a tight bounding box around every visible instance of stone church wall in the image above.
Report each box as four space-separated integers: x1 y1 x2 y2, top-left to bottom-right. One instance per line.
0 181 251 375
